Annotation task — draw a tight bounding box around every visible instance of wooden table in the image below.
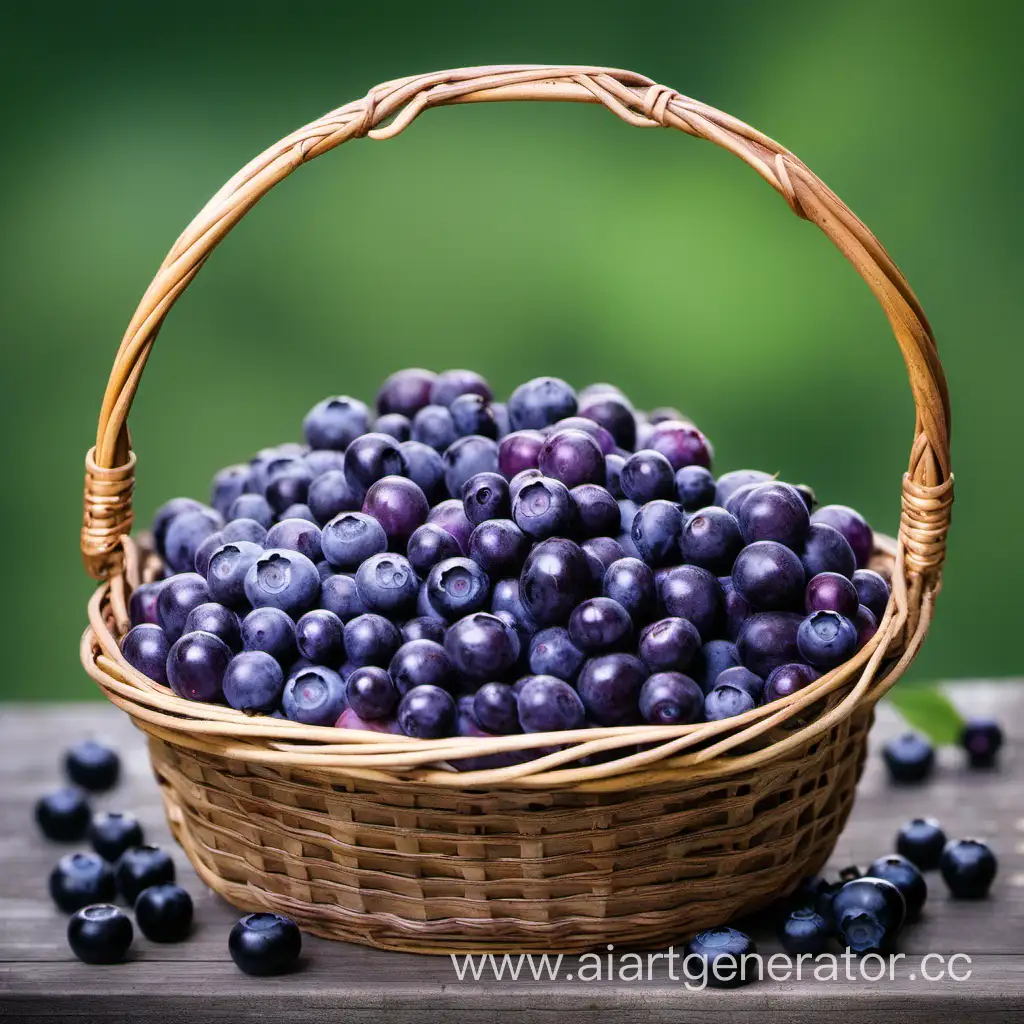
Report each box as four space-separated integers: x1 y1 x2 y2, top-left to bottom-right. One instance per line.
2 684 1022 1022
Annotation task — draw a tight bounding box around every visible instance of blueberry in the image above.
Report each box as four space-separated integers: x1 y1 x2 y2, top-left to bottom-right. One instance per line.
811 505 874 569
266 518 323 562
344 434 409 500
940 838 997 898
604 453 626 498
461 472 509 526
114 844 175 905
647 421 712 472
167 631 232 702
806 572 859 616
194 530 225 576
719 576 751 640
282 666 347 725
679 506 744 574
362 476 429 547
638 617 701 673
401 616 447 645
498 430 546 478
896 817 947 871
736 612 804 678
693 639 741 693
389 639 454 695
469 519 530 577
377 368 438 417
343 614 401 667
121 624 170 684
353 553 418 615
223 651 286 712
714 665 764 700
443 435 500 498
631 499 684 567
797 611 858 669
345 665 398 719
517 675 586 733
424 557 490 620
134 883 193 942
704 682 756 721
397 684 457 738
322 512 388 570
35 788 91 841
303 395 370 450
508 376 577 431
64 740 120 793
581 537 626 586
577 653 647 725
407 523 462 575
163 507 224 573
638 672 704 725
674 465 716 511
240 607 297 663
66 902 135 965
603 557 656 622
445 612 518 679
577 393 636 450
89 811 144 862
852 569 891 621
221 517 269 545
152 498 206 557
763 662 819 702
778 907 830 955
867 854 927 919
184 602 241 651
620 450 674 504
244 548 320 617
685 927 757 988
731 540 806 611
537 429 605 489
659 565 723 639
512 476 575 539
960 717 1003 768
520 538 591 626
426 499 474 553
411 404 458 452
318 573 367 623
303 449 347 476
832 877 905 953
49 851 116 912
736 482 809 550
129 580 165 627
570 484 620 538
723 483 763 518
450 393 498 438
551 416 616 455
373 412 412 442
568 597 632 653
472 683 520 734
714 470 773 509
881 731 935 784
265 466 315 516
528 627 585 681
509 467 545 502
307 470 361 525
229 912 302 976
227 493 275 528
399 440 447 503
491 578 538 635
801 522 856 579
431 368 492 407
207 541 263 610
211 464 251 517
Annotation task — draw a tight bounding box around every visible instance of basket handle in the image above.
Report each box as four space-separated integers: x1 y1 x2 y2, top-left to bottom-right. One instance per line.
81 64 952 583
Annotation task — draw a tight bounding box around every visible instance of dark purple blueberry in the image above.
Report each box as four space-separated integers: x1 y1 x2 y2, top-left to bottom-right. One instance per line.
362 476 429 547
450 393 498 439
638 617 701 673
577 393 636 450
714 664 764 701
411 404 458 452
389 639 454 695
833 878 905 953
416 582 445 621
631 499 684 567
720 576 751 640
431 369 492 407
114 844 176 905
602 557 656 622
194 531 225 576
679 506 744 574
509 467 544 501
397 684 457 738
303 395 370 450
444 612 518 679
731 541 806 611
714 470 773 509
377 368 438 417
152 497 205 557
960 718 1003 768
737 482 810 549
406 524 460 578
354 553 418 615
659 565 723 640
797 611 858 669
604 452 626 498
620 450 675 504
800 522 856 579
806 571 859 616
223 651 285 712
373 413 411 442
674 465 716 512
228 912 302 976
852 569 891 621
648 420 712 471
469 519 530 577
473 682 520 734
35 788 91 842
222 517 269 545
735 612 804 678
763 662 819 702
129 580 165 627
537 429 605 489
343 613 402 667
571 484 621 538
164 508 224 574
517 675 586 732
321 511 387 570
302 449 347 477
307 470 361 525
443 435 500 498
426 499 474 552
724 483 762 518
243 549 320 617
520 538 591 626
121 624 170 684
685 926 758 988
401 616 446 645
568 597 632 653
426 557 490 620
778 907 829 956
207 541 263 610
577 653 648 725
134 883 193 943
508 376 577 431
67 904 133 965
498 430 545 478
855 604 879 647
528 626 584 681
940 838 998 898
581 536 625 586
294 609 345 666
343 432 407 493
227 493 275 529
639 672 704 725
551 416 615 455
399 440 446 503
490 579 538 634
811 505 874 569
211 464 251 517
867 854 928 919
512 476 575 539
241 607 296 663
184 602 241 651
897 817 947 871
87 810 143 864
157 572 212 641
317 573 364 622
345 665 398 719
265 518 323 563
282 666 347 725
882 731 935 783
265 466 314 516
167 631 232 702
462 472 510 525
704 683 756 722
50 851 116 912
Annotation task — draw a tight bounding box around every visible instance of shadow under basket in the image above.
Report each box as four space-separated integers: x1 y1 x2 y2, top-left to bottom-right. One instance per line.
80 65 953 954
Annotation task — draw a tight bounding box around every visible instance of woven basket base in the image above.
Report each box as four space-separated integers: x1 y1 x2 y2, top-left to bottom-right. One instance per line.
150 706 871 954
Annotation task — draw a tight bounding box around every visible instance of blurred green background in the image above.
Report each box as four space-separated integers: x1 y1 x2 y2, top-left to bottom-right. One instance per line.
0 0 1019 699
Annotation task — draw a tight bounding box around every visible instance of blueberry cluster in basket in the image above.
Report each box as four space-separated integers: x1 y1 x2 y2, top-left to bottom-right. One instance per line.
119 369 890 755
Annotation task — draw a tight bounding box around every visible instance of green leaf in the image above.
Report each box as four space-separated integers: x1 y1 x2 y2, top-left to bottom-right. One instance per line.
886 685 964 745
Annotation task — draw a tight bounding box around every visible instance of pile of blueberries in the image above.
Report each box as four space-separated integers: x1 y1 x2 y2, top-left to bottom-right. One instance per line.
119 369 892 756
36 740 302 973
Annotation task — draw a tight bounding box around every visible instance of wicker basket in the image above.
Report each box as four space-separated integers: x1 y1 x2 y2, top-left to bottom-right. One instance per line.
80 65 952 954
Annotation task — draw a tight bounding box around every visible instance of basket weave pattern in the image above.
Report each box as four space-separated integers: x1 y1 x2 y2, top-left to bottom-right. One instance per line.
80 66 952 952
